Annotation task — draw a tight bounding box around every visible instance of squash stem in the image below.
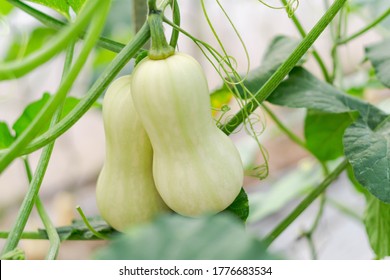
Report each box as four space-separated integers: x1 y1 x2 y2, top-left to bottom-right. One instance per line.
148 10 174 60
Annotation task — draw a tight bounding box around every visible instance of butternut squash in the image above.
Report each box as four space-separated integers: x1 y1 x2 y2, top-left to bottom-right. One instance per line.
96 75 168 231
131 53 244 217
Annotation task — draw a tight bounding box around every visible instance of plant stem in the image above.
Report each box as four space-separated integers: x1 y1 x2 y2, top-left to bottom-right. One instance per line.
76 207 109 240
0 2 110 255
23 159 61 260
7 0 125 53
0 23 150 159
168 0 180 48
300 194 327 259
0 231 106 241
262 159 348 248
280 0 331 82
0 1 111 174
330 6 345 85
148 9 174 59
21 43 74 260
221 0 347 135
337 8 390 45
0 0 100 80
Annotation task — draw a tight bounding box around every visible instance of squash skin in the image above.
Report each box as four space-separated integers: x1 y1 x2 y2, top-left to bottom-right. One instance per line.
96 75 168 232
131 53 244 217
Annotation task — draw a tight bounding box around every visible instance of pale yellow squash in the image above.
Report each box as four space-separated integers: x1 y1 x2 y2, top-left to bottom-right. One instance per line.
131 53 244 217
96 75 168 231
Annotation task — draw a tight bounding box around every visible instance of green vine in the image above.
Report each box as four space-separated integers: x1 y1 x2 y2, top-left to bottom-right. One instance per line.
7 0 126 53
1 1 111 256
0 0 101 80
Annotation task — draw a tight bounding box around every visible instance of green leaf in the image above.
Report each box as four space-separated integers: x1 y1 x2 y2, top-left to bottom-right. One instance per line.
366 39 390 88
224 188 249 222
344 116 390 203
95 214 276 260
364 193 390 259
12 93 51 138
27 0 70 19
305 110 358 161
4 27 56 62
68 0 85 13
0 122 14 149
0 0 14 15
234 36 301 99
346 163 367 194
268 67 388 129
12 93 81 138
268 67 390 204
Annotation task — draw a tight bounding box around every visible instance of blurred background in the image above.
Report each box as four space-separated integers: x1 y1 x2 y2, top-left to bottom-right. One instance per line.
0 0 389 259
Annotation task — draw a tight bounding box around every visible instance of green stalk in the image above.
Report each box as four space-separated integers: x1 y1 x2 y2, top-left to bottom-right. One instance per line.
330 7 345 85
0 231 106 241
0 0 100 80
0 1 111 174
337 8 390 45
21 43 74 260
221 0 347 135
7 0 125 53
23 159 61 260
262 159 348 248
280 0 331 82
1 2 110 255
148 9 174 59
169 0 180 48
0 23 150 158
76 207 109 240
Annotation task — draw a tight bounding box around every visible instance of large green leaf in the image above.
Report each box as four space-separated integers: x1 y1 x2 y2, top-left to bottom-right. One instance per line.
366 39 390 88
4 27 56 62
12 93 81 138
344 117 390 203
305 110 358 161
268 67 388 129
364 193 390 259
268 67 389 203
234 36 301 99
95 214 275 260
0 122 14 149
27 0 70 19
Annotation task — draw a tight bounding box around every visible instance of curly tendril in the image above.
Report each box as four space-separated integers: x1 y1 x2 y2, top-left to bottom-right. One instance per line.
257 0 300 17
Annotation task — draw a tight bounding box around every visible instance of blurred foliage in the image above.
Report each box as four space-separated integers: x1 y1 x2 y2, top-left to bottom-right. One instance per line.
364 193 390 259
95 214 276 260
366 38 390 88
0 0 14 15
3 27 56 62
